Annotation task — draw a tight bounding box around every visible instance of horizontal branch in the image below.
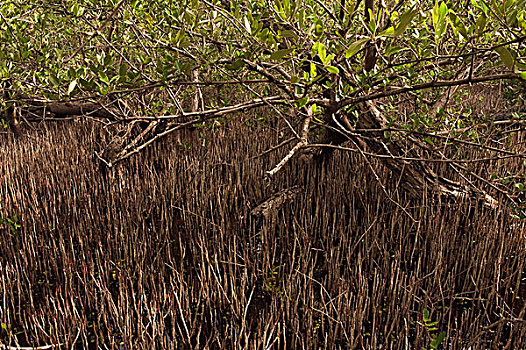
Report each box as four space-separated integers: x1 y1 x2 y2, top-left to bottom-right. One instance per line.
337 73 520 109
303 143 526 163
0 342 64 350
170 79 270 85
18 95 288 123
19 100 122 121
107 97 289 165
349 126 524 156
385 34 526 69
146 95 287 120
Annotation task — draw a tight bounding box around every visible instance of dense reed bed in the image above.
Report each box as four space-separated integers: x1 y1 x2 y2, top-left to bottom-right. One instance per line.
1 117 526 349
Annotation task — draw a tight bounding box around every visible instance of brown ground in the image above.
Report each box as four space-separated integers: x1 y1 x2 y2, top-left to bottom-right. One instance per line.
1 103 526 348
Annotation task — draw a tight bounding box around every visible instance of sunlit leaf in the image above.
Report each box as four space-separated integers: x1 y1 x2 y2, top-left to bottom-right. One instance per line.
438 2 447 17
244 16 251 35
317 42 326 64
449 11 468 39
432 2 440 29
432 1 448 42
423 308 430 321
326 65 339 74
378 26 394 37
67 80 77 95
367 9 376 34
315 21 323 37
310 62 317 78
98 71 110 85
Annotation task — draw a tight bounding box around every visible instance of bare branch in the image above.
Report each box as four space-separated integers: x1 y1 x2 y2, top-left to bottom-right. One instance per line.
266 107 313 177
337 73 521 109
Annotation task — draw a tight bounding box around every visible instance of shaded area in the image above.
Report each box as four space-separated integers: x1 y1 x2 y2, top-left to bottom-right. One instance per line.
0 119 526 349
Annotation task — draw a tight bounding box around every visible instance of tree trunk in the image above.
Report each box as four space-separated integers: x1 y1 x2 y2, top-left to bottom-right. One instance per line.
317 100 497 207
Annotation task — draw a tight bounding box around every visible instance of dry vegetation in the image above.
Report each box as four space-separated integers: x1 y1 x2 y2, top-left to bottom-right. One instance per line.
2 0 526 347
1 109 526 349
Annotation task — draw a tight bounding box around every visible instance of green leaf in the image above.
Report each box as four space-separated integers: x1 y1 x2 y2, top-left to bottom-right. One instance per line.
119 63 128 77
295 96 309 108
430 331 447 348
393 9 418 37
270 48 293 60
433 1 448 41
315 21 323 37
476 13 487 34
317 43 326 64
280 30 297 38
367 9 376 34
71 3 85 17
311 42 320 58
67 67 76 79
495 47 515 69
226 59 246 71
48 74 59 87
424 137 435 146
283 0 291 16
326 66 339 74
516 61 526 70
449 11 468 39
67 80 77 95
438 2 447 17
103 54 112 66
244 16 251 35
378 26 394 37
519 71 526 80
298 8 305 28
310 62 317 78
98 71 110 85
432 2 440 29
345 38 369 58
423 308 430 322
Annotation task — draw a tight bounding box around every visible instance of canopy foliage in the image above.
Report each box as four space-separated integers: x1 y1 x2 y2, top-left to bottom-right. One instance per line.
1 0 526 210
